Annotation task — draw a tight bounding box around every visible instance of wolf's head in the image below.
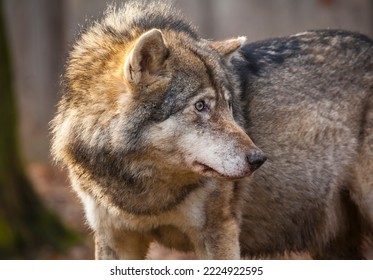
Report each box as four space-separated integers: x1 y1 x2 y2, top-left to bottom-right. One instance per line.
119 28 266 179
123 29 265 178
53 2 266 183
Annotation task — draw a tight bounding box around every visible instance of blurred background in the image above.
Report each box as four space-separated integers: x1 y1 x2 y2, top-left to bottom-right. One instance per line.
1 0 372 259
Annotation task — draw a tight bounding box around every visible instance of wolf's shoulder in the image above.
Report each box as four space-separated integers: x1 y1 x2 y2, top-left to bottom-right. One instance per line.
234 29 372 76
241 30 372 54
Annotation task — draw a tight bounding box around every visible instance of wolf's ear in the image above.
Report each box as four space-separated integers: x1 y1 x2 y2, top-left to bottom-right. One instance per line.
124 29 169 84
209 36 246 57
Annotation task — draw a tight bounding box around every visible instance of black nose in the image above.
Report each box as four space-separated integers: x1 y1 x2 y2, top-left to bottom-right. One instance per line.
246 149 267 172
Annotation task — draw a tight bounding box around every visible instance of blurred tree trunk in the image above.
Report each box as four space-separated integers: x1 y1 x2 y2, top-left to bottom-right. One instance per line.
0 0 76 259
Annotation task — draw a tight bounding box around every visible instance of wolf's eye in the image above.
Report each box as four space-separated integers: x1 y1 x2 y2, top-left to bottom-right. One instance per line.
195 101 206 112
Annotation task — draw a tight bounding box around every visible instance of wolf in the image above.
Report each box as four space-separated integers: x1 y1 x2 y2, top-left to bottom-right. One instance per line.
51 1 373 259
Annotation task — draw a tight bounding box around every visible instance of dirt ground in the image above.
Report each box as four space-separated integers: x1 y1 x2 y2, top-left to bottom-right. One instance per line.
28 162 373 260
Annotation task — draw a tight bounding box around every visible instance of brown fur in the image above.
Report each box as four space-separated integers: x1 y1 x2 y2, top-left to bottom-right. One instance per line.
51 2 373 259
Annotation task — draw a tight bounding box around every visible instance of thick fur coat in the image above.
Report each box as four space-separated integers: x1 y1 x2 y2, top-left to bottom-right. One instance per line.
51 1 373 259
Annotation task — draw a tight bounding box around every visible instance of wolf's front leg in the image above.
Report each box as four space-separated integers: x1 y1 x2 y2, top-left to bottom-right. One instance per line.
188 181 242 259
80 193 151 259
95 230 151 260
190 217 240 260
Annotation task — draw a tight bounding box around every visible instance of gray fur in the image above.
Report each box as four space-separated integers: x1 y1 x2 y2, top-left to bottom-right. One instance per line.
234 31 373 258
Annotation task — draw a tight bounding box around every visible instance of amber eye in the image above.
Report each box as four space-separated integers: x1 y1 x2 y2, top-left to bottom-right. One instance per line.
195 101 206 111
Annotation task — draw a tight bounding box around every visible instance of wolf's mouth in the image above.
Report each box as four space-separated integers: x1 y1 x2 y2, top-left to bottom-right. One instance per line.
192 161 249 179
193 162 217 174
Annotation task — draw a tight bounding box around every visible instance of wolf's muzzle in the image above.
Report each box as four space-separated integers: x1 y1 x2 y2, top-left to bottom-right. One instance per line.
246 149 267 172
